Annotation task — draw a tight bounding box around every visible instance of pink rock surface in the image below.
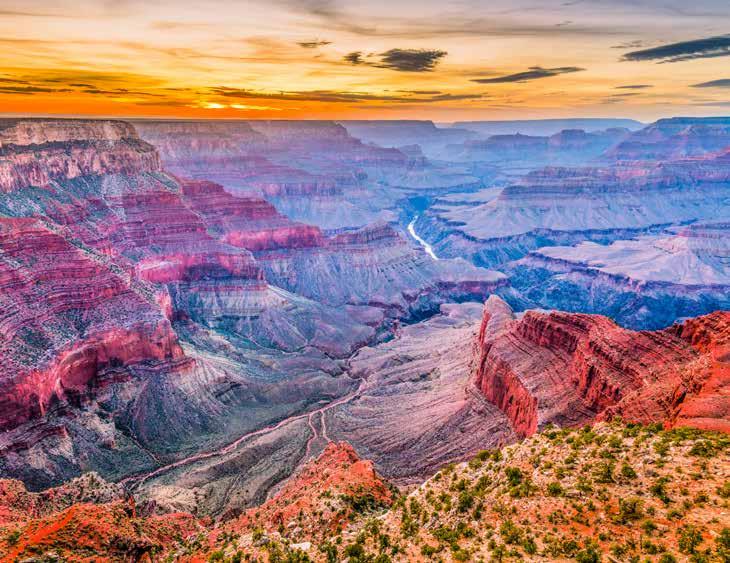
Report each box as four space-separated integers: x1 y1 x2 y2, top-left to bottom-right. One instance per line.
0 217 182 432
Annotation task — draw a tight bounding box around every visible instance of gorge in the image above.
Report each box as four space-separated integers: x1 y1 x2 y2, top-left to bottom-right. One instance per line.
0 115 727 561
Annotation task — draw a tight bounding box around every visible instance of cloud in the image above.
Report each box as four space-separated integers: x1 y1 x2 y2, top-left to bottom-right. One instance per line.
615 84 652 89
344 51 364 65
692 100 730 107
611 40 649 50
471 66 584 83
212 87 482 104
343 48 447 72
622 34 730 63
297 39 331 48
692 79 730 88
377 48 447 72
0 86 72 94
274 0 627 38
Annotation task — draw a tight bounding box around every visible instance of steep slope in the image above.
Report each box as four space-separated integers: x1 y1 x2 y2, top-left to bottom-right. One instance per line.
473 296 730 436
0 217 182 432
224 442 394 543
0 474 200 561
325 303 517 483
353 422 729 563
0 119 378 492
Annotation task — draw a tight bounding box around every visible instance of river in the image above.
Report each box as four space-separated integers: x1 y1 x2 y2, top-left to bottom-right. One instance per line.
408 215 439 261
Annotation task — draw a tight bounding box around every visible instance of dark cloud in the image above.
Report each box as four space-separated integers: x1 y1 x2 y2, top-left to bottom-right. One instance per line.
297 39 331 48
471 66 584 83
343 48 447 72
622 34 730 63
692 79 730 88
344 51 364 65
213 87 482 104
376 48 447 72
0 86 71 94
615 84 652 89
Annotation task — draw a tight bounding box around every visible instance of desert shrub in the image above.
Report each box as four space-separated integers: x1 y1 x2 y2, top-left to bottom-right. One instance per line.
677 525 703 555
546 481 564 497
718 481 730 499
620 462 637 480
594 461 614 484
616 497 643 523
499 520 523 544
457 490 474 513
715 528 729 561
504 467 523 487
575 540 601 563
650 477 672 504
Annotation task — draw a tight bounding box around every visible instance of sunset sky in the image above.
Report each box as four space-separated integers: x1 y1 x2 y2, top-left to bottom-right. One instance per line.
1 0 730 120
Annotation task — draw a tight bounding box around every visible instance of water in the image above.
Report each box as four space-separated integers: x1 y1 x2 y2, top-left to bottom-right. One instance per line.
408 215 439 261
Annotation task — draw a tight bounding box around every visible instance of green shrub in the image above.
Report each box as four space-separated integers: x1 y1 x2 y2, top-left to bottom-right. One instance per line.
617 497 643 523
677 525 703 555
546 482 564 497
620 462 637 480
457 490 474 513
594 461 614 484
505 467 523 487
499 520 523 544
716 528 729 561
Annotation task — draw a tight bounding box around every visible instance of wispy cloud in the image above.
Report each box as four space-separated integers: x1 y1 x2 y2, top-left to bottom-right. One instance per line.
615 84 652 89
296 39 332 48
212 87 482 103
471 66 584 83
274 0 625 38
622 34 730 63
692 79 730 88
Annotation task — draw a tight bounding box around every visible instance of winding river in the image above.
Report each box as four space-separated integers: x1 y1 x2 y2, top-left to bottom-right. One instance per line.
408 215 439 261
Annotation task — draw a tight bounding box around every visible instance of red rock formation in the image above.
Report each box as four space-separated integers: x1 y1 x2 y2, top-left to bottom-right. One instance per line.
0 475 199 561
180 179 324 251
0 217 183 431
473 296 730 436
225 442 393 541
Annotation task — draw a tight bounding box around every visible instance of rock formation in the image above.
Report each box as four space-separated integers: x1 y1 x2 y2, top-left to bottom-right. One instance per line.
508 221 730 328
473 296 730 436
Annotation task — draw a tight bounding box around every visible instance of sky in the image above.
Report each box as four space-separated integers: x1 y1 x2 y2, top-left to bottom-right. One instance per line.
1 0 730 121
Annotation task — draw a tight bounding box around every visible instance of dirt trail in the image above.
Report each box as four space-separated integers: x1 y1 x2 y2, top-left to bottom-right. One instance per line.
122 378 367 490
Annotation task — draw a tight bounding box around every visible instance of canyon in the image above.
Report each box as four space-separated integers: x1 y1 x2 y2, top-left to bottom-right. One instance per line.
0 115 727 561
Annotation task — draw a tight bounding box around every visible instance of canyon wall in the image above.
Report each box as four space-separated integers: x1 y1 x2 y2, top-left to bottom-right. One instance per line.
473 296 730 436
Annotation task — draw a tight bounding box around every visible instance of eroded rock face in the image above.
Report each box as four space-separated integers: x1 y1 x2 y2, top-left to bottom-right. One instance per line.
607 116 730 160
0 218 183 432
0 119 160 192
226 442 393 542
507 221 730 329
325 303 517 483
473 296 730 436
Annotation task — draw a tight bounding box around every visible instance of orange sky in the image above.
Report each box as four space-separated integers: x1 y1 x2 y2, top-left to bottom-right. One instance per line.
1 0 730 121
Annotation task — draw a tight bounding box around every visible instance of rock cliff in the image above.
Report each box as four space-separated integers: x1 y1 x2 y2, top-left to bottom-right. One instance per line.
473 296 730 436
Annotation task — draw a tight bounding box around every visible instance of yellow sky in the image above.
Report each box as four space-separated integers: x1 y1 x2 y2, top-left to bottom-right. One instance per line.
1 0 729 120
